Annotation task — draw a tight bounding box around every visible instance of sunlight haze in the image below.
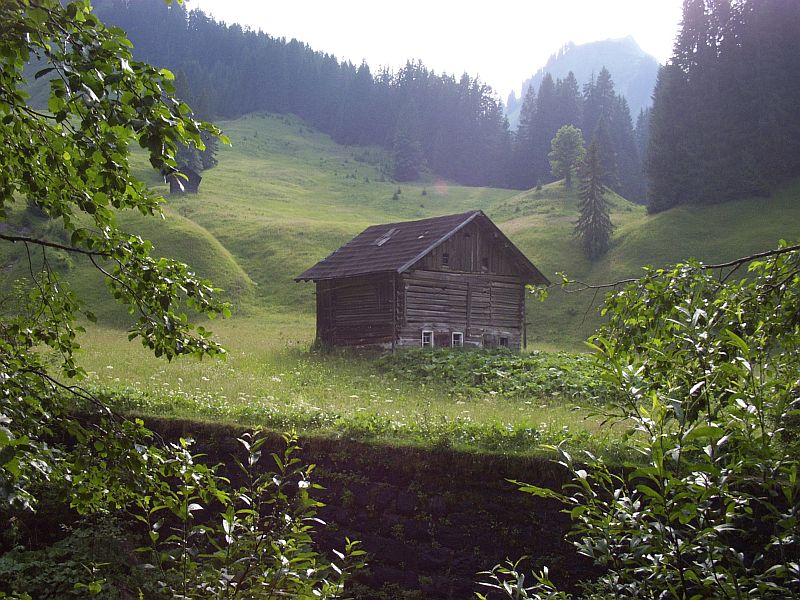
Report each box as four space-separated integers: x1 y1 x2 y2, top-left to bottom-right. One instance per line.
189 0 684 101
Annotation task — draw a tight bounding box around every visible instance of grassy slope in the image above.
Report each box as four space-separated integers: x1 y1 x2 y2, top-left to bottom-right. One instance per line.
494 179 800 348
156 113 514 315
9 110 796 341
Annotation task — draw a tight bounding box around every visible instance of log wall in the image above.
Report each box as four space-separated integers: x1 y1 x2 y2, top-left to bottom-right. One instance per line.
398 270 524 350
316 274 395 348
313 218 529 350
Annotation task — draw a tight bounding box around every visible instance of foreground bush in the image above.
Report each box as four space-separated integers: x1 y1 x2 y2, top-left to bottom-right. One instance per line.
0 431 364 598
480 242 800 598
0 3 362 597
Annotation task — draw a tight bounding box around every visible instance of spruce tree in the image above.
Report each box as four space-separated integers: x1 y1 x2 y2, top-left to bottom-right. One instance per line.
532 74 560 183
556 71 582 128
582 67 615 140
646 64 694 213
609 96 644 202
575 139 614 260
591 118 618 191
512 84 538 188
635 107 651 163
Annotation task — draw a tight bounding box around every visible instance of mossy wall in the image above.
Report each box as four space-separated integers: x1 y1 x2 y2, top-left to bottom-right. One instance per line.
149 419 598 598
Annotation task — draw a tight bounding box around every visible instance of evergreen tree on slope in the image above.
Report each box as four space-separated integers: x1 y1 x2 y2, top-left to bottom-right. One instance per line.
575 139 614 259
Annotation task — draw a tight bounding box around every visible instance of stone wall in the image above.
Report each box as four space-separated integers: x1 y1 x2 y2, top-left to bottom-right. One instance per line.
150 420 599 599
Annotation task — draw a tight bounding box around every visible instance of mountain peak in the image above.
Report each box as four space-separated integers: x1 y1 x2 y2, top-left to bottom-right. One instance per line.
506 37 659 129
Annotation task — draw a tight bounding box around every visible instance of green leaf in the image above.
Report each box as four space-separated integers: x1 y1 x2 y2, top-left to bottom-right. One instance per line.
683 425 725 443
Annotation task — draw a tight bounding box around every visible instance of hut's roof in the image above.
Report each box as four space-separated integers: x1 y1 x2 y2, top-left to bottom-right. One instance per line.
295 210 549 285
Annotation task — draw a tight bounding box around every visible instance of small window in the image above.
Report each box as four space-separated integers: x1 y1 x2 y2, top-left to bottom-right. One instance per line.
499 336 509 348
422 330 434 348
452 332 463 347
481 257 489 270
442 252 449 266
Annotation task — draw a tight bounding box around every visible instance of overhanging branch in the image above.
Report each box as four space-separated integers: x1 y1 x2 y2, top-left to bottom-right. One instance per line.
552 243 800 293
0 232 108 257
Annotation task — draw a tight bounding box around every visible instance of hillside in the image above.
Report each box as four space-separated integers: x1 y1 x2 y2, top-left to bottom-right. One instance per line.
506 37 660 129
3 112 799 350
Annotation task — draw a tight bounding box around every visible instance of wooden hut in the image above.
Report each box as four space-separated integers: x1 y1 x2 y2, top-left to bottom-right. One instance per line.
295 211 549 350
166 167 202 194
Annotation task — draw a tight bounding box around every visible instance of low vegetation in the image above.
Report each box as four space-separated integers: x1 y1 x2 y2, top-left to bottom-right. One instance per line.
377 348 615 404
75 326 626 458
481 244 800 598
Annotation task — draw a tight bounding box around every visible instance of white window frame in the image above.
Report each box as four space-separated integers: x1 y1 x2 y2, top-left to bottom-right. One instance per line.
422 330 434 348
451 332 464 347
499 336 509 348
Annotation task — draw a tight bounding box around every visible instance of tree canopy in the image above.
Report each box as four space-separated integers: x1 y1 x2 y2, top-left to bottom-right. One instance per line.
0 3 361 596
646 0 800 212
1 0 234 512
516 68 645 200
548 124 585 189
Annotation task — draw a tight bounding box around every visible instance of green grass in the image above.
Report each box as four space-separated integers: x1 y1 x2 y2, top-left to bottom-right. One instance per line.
159 113 514 313
4 109 800 456
490 180 800 347
76 319 624 458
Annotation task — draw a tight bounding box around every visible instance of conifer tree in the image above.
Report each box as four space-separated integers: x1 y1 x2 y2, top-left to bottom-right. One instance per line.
635 107 651 164
512 84 538 188
532 74 561 183
609 96 644 201
591 119 618 191
575 139 613 259
646 64 694 213
582 67 615 140
556 71 582 128
647 0 800 210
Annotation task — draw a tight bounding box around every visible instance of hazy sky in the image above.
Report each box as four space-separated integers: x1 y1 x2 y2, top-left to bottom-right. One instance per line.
189 1 684 102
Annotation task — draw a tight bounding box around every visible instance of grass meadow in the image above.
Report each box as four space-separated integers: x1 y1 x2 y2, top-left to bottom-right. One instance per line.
76 316 626 459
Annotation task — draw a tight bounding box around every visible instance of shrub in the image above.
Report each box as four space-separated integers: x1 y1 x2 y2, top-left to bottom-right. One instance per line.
378 348 616 404
481 243 800 598
133 431 365 598
1 431 365 599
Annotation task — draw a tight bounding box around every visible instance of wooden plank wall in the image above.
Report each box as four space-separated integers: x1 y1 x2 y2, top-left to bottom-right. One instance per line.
398 270 524 349
417 220 519 276
315 274 394 347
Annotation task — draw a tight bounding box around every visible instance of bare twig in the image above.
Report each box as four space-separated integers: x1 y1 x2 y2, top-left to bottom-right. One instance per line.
556 243 800 293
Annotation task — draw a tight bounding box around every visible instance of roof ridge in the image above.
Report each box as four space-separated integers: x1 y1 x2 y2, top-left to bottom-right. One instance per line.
368 209 481 230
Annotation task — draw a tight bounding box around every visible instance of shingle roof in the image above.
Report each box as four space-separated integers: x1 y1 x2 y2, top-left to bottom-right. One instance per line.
295 210 549 285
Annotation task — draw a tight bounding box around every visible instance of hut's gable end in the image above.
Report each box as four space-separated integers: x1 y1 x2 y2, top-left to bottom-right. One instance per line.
414 220 520 276
397 270 524 350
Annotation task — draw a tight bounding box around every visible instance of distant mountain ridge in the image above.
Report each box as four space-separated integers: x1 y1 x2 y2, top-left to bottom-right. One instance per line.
506 37 660 129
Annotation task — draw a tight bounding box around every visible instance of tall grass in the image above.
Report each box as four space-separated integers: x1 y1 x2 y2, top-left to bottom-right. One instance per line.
76 320 629 459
